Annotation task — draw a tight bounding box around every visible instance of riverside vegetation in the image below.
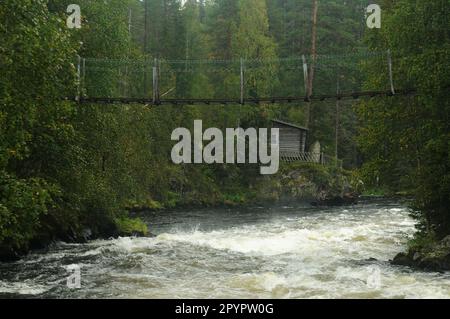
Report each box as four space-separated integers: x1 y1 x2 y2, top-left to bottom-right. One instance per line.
1 0 449 270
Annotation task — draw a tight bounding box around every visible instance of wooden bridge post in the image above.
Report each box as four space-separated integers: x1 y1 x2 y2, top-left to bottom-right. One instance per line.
76 55 81 102
335 75 341 161
302 55 309 98
82 58 86 99
153 58 159 104
240 58 245 105
387 49 395 95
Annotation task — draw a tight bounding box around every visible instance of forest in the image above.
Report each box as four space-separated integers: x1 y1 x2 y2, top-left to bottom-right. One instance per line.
0 0 449 263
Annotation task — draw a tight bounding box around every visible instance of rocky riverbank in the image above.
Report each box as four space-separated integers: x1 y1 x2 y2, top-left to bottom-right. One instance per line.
274 162 358 206
392 236 450 272
128 163 359 211
0 217 150 262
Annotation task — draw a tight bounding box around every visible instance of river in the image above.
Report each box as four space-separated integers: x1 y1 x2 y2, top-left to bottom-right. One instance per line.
0 200 449 299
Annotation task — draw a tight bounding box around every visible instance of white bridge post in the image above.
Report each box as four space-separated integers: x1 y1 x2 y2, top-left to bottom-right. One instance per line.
387 50 395 95
302 55 309 99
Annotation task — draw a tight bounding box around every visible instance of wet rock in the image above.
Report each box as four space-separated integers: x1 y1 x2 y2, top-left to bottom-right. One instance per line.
392 236 450 271
82 228 92 241
392 252 414 267
128 231 157 238
0 246 21 262
354 257 379 266
413 252 422 261
441 235 450 247
313 194 358 206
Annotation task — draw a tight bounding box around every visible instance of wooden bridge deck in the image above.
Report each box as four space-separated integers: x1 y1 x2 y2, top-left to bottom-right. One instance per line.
75 88 417 105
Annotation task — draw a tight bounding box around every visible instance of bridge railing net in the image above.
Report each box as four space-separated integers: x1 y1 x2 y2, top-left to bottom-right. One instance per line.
309 51 389 95
82 58 154 99
159 59 241 100
79 51 404 101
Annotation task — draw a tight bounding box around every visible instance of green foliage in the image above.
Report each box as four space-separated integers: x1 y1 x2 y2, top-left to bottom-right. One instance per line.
1 0 157 255
0 172 56 248
407 231 437 253
358 0 450 237
0 0 78 251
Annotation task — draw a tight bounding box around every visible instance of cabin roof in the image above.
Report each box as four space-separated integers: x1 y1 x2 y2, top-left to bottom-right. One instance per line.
271 119 309 131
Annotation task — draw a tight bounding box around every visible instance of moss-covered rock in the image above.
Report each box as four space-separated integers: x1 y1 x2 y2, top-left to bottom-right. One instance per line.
392 235 450 271
115 217 149 237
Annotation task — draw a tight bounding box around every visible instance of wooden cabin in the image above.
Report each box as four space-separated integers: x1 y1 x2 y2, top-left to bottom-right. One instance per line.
271 120 308 154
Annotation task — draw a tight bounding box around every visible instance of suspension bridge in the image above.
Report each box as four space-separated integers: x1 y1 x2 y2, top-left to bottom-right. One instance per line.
73 51 420 106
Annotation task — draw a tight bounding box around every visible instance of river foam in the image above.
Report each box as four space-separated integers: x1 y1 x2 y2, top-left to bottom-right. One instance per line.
0 201 449 299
